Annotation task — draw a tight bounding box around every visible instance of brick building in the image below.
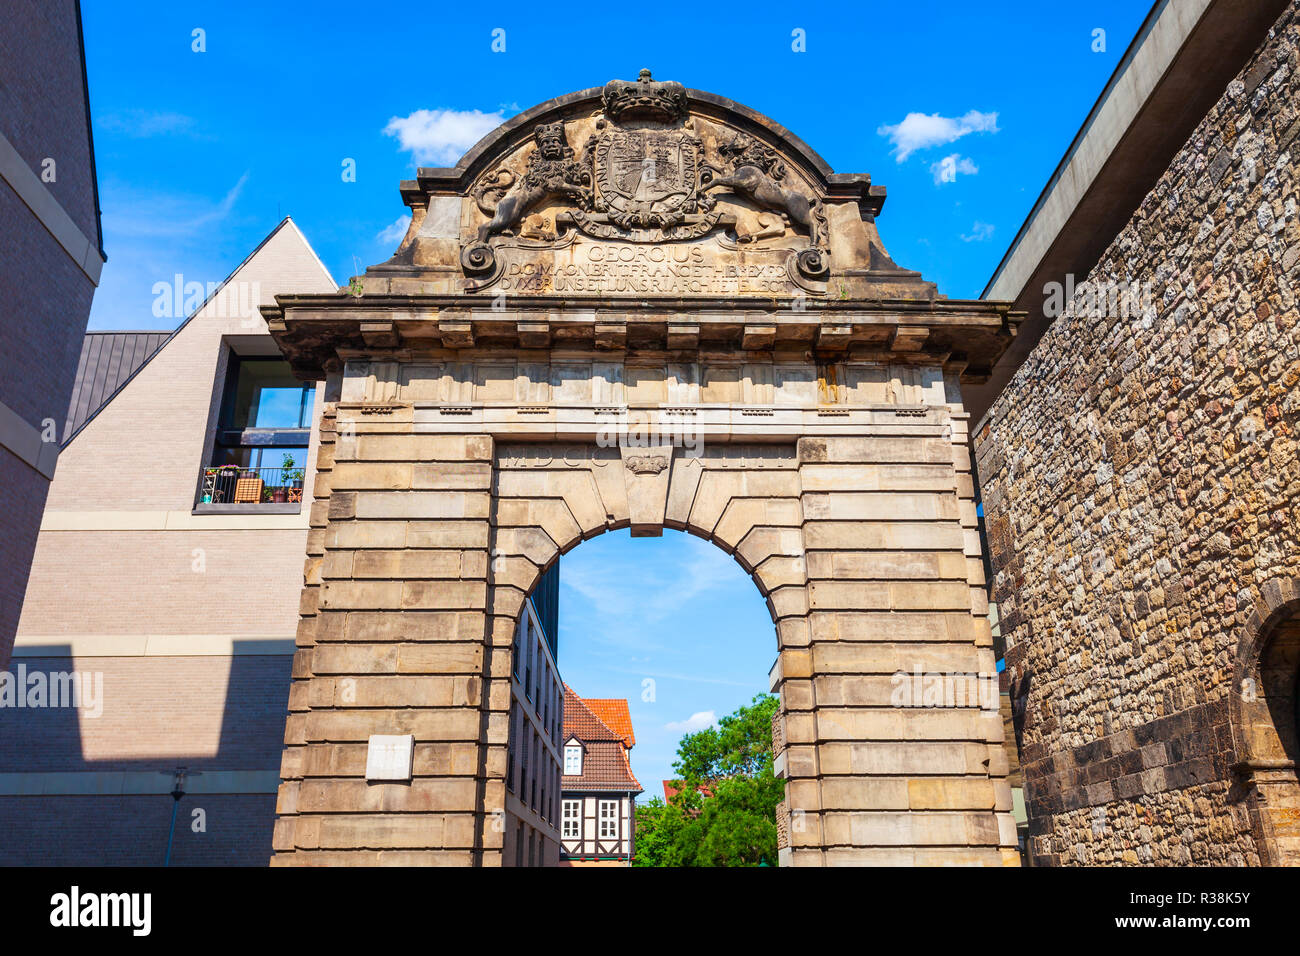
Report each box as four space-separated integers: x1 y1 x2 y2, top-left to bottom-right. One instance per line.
1 219 335 865
559 687 641 865
1 214 566 865
0 0 105 667
973 0 1300 865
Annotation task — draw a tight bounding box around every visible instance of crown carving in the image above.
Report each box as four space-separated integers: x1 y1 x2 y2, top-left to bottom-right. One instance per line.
602 69 688 123
624 454 669 475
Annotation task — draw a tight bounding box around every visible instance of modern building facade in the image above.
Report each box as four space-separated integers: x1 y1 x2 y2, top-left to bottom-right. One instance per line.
0 0 106 667
974 0 1300 865
1 219 335 864
560 687 641 866
503 566 563 867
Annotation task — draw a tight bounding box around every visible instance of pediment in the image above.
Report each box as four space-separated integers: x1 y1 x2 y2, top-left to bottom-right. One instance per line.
264 73 1023 383
370 71 931 301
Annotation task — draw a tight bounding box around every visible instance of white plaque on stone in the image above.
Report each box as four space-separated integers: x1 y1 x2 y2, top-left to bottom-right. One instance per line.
365 734 414 781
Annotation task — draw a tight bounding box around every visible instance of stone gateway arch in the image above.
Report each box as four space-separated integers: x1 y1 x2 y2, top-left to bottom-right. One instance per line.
263 73 1024 866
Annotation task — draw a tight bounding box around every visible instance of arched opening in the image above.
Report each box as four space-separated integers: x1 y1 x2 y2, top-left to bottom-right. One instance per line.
499 524 785 867
1233 590 1300 866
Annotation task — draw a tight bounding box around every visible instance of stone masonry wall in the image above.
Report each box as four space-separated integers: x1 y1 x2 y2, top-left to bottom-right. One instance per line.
271 355 1017 866
975 3 1300 866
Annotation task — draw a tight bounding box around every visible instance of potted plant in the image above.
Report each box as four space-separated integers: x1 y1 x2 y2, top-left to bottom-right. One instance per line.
283 453 304 491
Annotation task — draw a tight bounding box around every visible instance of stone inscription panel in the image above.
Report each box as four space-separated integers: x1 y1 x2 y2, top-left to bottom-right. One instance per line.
488 239 800 296
497 442 798 469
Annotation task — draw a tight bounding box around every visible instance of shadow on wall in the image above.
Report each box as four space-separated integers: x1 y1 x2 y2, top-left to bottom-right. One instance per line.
0 642 290 865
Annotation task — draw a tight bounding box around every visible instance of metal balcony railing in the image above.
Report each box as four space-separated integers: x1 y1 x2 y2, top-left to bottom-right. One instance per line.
198 465 304 505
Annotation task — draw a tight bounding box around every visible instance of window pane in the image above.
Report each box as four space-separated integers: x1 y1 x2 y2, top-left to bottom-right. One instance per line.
253 387 307 428
225 358 315 429
599 801 617 837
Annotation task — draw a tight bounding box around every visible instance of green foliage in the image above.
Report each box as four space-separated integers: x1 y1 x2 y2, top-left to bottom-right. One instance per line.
674 692 780 782
634 693 783 867
282 453 304 483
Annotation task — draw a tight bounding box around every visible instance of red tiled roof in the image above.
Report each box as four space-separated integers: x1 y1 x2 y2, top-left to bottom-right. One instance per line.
562 684 641 793
663 780 715 801
564 740 642 793
584 698 636 747
562 684 623 742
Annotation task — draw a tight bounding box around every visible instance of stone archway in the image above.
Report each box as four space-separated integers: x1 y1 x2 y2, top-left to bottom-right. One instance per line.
265 73 1023 866
1232 577 1300 866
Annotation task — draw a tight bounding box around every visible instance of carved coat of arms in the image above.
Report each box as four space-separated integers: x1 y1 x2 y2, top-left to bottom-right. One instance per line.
463 69 828 278
595 129 696 229
567 71 722 241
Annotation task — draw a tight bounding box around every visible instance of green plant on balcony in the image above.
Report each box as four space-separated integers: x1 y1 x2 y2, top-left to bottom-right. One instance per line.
282 453 304 487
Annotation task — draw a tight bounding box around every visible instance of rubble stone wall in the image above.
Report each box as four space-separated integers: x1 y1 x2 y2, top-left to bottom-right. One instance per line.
975 3 1300 866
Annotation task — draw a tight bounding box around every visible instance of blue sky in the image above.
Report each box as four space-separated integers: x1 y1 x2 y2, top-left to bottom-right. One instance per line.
78 1 1152 794
82 0 1150 329
554 531 777 800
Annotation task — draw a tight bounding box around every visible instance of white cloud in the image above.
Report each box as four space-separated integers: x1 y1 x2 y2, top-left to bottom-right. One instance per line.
665 711 717 733
604 665 752 688
202 173 249 226
561 537 740 625
961 221 996 242
107 171 249 240
98 110 200 138
383 108 505 166
86 172 255 330
931 153 979 185
377 214 411 245
557 533 761 659
877 110 999 162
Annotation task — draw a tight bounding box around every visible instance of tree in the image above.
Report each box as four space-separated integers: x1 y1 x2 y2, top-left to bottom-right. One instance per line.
634 694 783 867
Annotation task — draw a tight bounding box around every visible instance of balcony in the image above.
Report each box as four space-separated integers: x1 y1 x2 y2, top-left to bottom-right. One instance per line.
195 464 305 514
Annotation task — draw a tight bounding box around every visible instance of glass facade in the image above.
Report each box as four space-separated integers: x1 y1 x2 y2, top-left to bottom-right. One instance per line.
211 355 314 470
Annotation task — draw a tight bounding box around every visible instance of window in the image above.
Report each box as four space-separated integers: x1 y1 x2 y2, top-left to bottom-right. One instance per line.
506 704 517 792
599 800 618 839
520 726 530 797
222 356 315 430
525 620 535 701
564 744 582 776
512 615 523 679
199 353 315 507
530 731 538 811
562 800 580 838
